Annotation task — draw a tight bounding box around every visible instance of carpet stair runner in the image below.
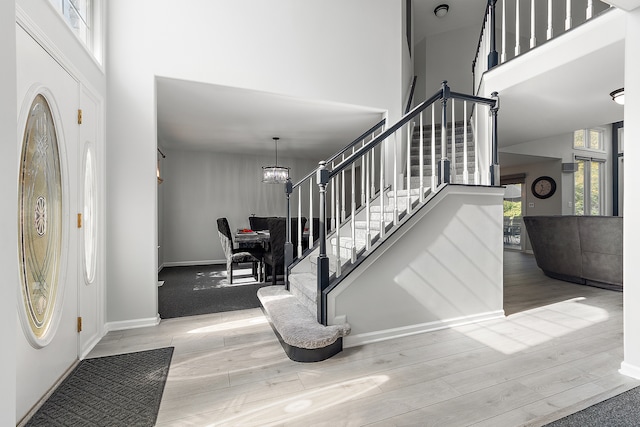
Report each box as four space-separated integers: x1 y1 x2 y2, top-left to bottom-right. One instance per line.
258 121 475 361
410 121 477 185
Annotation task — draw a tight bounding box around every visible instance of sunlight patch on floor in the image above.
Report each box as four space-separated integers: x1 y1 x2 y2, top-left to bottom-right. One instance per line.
457 297 610 355
188 316 268 334
206 375 388 426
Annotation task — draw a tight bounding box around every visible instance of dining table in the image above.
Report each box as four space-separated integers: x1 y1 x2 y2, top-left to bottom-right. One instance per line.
234 229 270 248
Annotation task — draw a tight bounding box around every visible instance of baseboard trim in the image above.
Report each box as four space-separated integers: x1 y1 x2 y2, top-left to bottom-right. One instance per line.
620 361 640 379
105 314 160 332
343 310 505 348
162 260 225 267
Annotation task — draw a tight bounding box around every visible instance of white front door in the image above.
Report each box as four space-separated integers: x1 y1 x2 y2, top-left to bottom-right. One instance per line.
77 86 102 356
15 24 80 418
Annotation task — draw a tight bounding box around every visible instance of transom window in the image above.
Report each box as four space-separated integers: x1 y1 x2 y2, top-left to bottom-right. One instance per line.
49 0 93 51
573 128 604 151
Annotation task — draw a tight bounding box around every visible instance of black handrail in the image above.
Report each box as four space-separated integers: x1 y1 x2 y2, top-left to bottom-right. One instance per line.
328 86 496 179
405 75 418 114
289 118 387 192
471 0 492 77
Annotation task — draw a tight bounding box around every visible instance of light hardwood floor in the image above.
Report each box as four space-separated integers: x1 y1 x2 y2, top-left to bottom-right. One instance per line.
88 251 638 426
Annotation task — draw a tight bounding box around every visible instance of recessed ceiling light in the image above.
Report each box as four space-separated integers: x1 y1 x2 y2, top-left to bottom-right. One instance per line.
434 4 449 18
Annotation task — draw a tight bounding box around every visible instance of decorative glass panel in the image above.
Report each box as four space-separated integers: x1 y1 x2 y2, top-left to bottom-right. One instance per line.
18 94 63 342
83 145 97 283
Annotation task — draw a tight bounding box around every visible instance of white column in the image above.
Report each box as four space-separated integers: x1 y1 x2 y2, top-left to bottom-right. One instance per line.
621 7 640 380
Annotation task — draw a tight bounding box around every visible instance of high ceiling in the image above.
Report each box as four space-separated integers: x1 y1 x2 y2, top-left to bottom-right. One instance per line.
156 2 626 167
156 78 384 159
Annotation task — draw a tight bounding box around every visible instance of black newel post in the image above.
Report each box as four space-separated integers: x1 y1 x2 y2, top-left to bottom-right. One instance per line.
488 0 499 69
490 91 500 186
438 81 451 186
284 178 293 290
316 161 330 325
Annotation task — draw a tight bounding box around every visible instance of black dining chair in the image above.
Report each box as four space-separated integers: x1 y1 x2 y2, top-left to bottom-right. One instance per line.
216 218 264 284
263 217 307 285
249 216 271 231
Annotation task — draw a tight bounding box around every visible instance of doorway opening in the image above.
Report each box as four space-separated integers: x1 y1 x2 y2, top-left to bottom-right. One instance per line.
503 182 523 250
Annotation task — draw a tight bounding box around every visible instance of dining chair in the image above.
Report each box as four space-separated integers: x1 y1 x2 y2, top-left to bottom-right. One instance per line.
216 218 264 284
263 217 307 285
264 217 286 285
249 216 271 231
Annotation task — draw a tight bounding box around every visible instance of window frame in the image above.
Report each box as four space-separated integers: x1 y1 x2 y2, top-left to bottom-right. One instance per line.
573 127 606 152
574 156 605 216
47 0 103 65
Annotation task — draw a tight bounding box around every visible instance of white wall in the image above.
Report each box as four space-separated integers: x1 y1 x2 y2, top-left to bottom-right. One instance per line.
425 25 480 96
160 149 319 266
621 6 640 379
0 1 17 425
107 0 407 325
330 186 505 346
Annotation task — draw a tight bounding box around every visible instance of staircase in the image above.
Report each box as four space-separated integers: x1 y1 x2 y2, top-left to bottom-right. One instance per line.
410 121 477 186
257 83 498 362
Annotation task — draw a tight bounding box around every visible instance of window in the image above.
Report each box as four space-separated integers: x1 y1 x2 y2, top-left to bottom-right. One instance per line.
574 128 604 151
49 0 92 50
574 157 605 215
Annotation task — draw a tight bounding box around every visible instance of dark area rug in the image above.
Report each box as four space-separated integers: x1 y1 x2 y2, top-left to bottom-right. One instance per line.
25 347 174 427
158 264 274 319
545 386 640 426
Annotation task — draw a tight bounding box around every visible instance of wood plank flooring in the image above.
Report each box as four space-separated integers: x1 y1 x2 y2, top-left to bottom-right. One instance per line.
88 251 638 426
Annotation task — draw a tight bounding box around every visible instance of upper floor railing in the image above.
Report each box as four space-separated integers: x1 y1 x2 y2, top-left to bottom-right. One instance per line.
473 0 612 93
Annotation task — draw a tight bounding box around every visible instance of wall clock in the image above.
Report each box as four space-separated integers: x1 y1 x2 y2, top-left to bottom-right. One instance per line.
531 176 556 199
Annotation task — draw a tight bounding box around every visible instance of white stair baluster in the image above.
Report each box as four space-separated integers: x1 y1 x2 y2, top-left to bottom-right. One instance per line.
406 122 412 215
351 159 356 263
586 0 593 19
463 101 469 184
393 131 398 225
565 0 572 30
501 1 507 63
297 186 302 258
515 0 521 56
335 174 341 277
341 157 346 223
530 0 537 48
308 178 313 250
419 110 424 202
474 104 480 184
330 161 336 233
379 139 385 239
547 0 554 40
365 151 371 250
451 99 456 183
431 104 437 190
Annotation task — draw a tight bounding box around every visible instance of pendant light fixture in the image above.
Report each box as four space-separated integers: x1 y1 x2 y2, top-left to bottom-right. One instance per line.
262 137 290 184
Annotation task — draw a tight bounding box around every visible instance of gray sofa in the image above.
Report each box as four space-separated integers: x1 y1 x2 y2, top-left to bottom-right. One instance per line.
523 216 623 291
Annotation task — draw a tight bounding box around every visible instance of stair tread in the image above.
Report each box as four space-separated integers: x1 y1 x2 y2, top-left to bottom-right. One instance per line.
257 286 350 349
289 272 318 301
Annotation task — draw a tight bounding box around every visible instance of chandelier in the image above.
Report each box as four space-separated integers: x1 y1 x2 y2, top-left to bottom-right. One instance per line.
262 137 290 184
